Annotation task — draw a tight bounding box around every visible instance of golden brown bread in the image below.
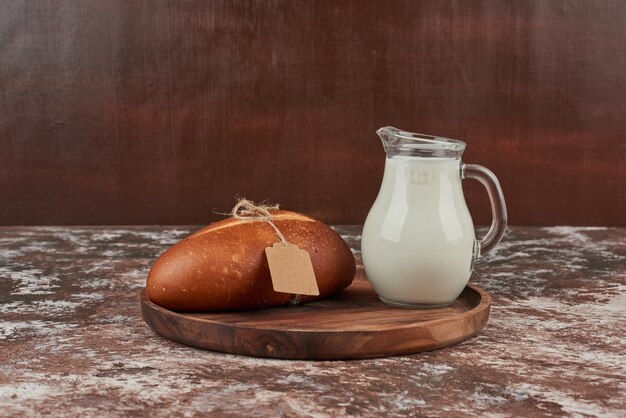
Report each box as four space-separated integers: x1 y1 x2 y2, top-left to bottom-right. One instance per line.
146 210 356 311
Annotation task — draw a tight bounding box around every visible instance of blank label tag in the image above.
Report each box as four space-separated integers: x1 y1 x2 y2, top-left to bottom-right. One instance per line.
265 243 319 296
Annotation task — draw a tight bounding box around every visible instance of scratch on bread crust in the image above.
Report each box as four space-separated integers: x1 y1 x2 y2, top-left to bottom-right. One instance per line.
192 212 317 238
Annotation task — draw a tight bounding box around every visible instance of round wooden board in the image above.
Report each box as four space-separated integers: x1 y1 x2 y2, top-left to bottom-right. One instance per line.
140 273 491 360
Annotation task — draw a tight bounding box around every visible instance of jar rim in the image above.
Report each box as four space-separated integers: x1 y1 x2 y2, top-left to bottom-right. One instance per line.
377 126 466 158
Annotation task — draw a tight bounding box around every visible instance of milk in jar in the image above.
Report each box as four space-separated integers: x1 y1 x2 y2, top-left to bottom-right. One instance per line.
361 127 507 308
362 156 476 306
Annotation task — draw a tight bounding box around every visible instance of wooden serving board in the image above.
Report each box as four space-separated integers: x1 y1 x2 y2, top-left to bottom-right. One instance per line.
140 273 491 360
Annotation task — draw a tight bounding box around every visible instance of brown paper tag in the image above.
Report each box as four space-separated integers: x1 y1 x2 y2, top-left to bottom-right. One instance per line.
265 243 320 296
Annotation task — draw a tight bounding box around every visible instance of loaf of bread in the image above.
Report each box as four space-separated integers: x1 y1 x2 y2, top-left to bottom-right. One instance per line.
146 210 356 311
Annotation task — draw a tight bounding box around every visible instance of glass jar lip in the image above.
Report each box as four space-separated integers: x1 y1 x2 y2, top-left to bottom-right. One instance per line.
377 126 466 158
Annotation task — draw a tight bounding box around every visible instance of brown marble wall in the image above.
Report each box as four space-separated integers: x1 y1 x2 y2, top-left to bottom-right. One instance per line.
2 1 626 226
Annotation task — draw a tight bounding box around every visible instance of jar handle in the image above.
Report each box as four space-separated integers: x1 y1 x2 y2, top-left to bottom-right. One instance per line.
461 163 508 255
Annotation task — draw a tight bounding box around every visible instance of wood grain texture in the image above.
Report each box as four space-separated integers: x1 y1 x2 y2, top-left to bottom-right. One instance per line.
1 1 625 226
140 274 491 360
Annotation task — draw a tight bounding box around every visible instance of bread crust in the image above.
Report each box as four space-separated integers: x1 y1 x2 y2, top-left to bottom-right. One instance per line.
146 210 356 311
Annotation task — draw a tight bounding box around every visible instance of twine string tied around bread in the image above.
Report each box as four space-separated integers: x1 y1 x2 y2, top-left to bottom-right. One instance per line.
231 199 289 246
226 198 306 305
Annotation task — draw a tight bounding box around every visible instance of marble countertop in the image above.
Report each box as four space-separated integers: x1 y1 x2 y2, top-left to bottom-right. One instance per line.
1 226 624 417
